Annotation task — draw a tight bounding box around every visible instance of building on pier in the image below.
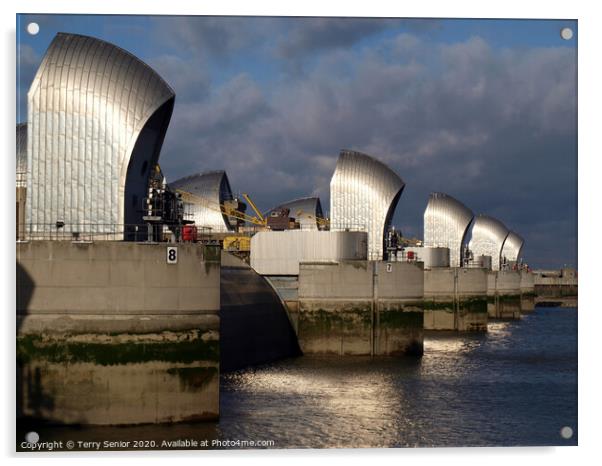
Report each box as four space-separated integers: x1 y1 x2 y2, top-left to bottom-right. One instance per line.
423 192 474 268
330 149 405 260
501 231 524 264
468 215 510 271
25 32 175 240
169 170 238 233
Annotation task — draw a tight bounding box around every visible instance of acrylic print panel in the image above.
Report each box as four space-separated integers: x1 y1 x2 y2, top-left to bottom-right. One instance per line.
16 14 577 451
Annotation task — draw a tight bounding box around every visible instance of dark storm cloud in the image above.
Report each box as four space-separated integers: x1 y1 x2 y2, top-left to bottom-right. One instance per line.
153 31 575 268
152 16 274 61
276 18 396 58
16 44 40 123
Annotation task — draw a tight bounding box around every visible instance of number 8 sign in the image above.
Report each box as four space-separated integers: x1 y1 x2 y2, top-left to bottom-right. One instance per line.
167 246 178 264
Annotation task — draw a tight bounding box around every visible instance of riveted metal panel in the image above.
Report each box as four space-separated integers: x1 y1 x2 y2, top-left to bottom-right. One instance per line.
267 196 324 230
423 192 474 267
25 33 175 239
16 123 27 187
330 149 405 260
501 231 524 262
169 171 234 233
468 215 510 271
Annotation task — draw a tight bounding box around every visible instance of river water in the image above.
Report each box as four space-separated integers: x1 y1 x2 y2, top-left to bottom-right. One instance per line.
17 307 577 450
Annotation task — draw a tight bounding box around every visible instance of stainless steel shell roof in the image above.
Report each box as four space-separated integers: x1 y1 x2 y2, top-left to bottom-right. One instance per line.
501 231 524 262
169 171 234 232
330 149 405 260
468 215 510 270
16 123 27 187
25 32 175 238
424 192 474 268
266 196 324 230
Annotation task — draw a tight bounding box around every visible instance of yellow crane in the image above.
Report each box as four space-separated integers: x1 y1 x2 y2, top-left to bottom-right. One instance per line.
241 193 266 225
175 189 266 227
174 188 266 253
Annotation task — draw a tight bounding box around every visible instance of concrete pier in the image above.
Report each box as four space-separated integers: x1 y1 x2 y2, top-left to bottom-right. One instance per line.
487 270 522 319
423 268 488 332
17 241 220 425
296 261 424 356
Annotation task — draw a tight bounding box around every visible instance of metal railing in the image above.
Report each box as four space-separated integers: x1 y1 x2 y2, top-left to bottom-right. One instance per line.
328 222 368 231
464 259 488 269
19 223 214 243
397 250 420 263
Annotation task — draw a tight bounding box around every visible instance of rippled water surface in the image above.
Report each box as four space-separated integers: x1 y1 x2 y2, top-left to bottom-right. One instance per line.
18 307 577 449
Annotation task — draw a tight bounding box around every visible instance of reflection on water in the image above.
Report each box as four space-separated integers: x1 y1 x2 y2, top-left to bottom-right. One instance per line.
17 308 577 449
220 357 427 448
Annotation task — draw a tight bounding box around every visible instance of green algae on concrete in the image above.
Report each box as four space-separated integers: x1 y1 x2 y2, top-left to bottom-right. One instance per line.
423 297 488 331
423 297 487 312
487 294 521 303
17 333 219 366
298 307 372 334
297 303 424 356
461 297 488 313
377 309 423 328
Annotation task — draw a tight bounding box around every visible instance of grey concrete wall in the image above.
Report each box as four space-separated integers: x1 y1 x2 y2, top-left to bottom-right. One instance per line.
423 268 488 332
18 351 219 425
490 270 522 295
520 270 535 292
376 261 424 300
17 241 220 314
297 261 424 356
520 270 536 312
487 270 522 319
299 260 423 301
424 268 488 297
299 261 374 299
17 241 220 425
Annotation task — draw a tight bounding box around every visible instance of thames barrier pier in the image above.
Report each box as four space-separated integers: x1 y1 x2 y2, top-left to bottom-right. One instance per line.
423 267 489 332
17 241 220 424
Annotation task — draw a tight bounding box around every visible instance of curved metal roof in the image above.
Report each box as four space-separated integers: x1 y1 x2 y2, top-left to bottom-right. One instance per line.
16 123 27 187
266 196 324 230
468 215 510 270
330 149 405 260
26 32 175 238
170 170 234 232
501 231 524 263
424 192 474 268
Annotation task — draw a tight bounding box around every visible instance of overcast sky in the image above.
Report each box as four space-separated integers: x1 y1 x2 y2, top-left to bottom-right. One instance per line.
16 15 577 269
